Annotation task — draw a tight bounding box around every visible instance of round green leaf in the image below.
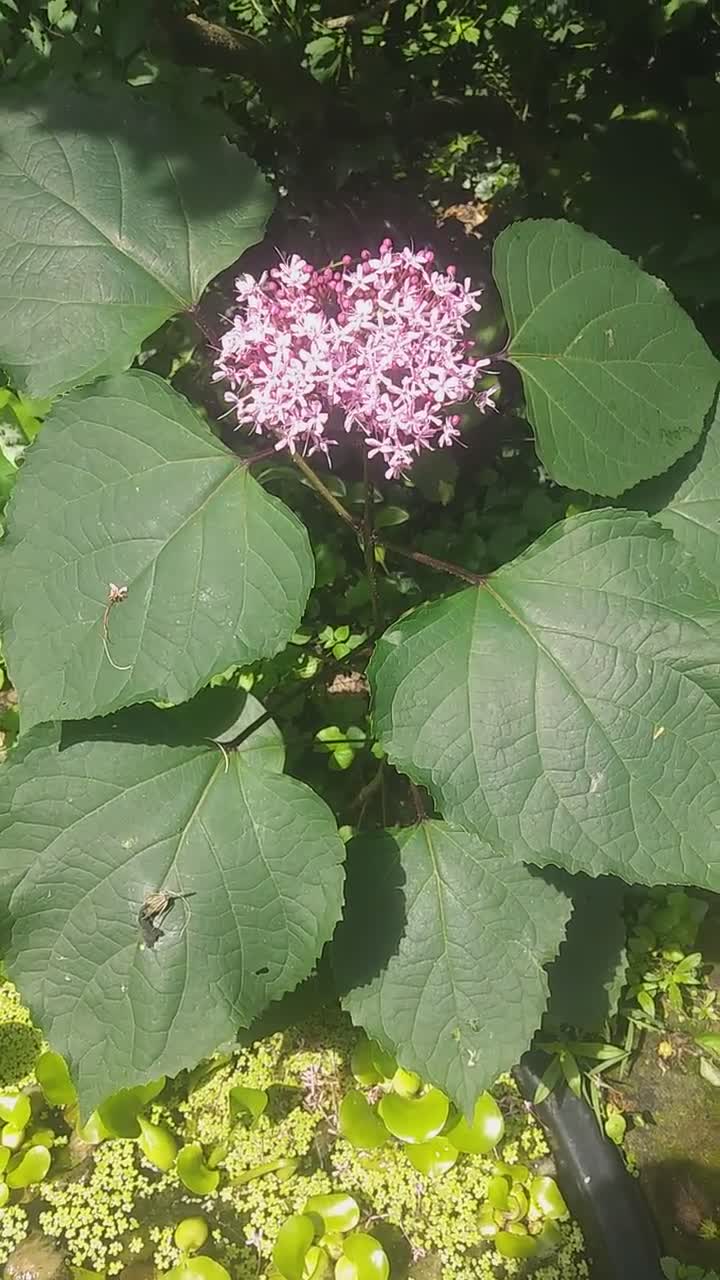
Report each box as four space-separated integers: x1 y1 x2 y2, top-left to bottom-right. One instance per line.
136 1077 166 1105
537 1220 563 1253
304 1194 360 1235
495 1229 537 1261
173 1259 231 1280
272 1214 316 1280
97 1086 147 1138
0 1149 10 1174
1 1124 24 1152
0 82 273 399
446 1093 504 1155
303 1247 331 1280
137 1116 178 1172
0 708 344 1114
369 1042 396 1081
604 1109 627 1145
229 1086 268 1127
338 1092 388 1151
0 372 314 729
174 1217 209 1254
405 1137 458 1177
350 1039 382 1088
35 1051 77 1108
369 511 720 893
391 1068 421 1098
176 1144 220 1196
0 1094 30 1129
0 1182 8 1208
493 219 719 496
486 1175 510 1211
336 1234 389 1280
335 825 570 1117
529 1175 568 1220
79 1110 113 1144
377 1087 449 1144
6 1144 51 1188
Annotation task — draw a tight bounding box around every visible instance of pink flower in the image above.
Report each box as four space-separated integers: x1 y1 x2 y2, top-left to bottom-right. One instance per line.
214 242 494 478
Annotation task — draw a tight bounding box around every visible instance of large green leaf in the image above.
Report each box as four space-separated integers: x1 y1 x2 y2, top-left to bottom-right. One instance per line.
493 219 719 496
647 399 720 582
0 81 273 398
0 692 344 1113
333 823 570 1115
0 371 314 728
369 509 720 890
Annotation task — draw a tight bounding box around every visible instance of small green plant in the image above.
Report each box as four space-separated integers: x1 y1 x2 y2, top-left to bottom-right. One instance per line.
532 1039 630 1140
695 1033 720 1087
662 1260 720 1280
272 1194 390 1280
624 890 709 1025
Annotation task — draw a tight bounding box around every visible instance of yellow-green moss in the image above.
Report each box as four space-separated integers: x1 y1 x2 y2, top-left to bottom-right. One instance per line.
0 981 589 1280
0 979 41 1088
0 1206 29 1266
39 1140 143 1274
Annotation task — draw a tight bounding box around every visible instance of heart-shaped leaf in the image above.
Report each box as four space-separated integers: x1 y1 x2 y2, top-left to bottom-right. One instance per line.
335 824 570 1116
369 510 720 890
648 397 720 581
493 219 719 495
0 81 273 398
0 371 314 729
0 694 344 1113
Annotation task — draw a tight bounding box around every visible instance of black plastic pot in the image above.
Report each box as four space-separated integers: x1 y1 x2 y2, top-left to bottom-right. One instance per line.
515 1054 666 1280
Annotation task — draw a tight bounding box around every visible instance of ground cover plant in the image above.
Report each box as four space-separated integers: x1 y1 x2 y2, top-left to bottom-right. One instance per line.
0 975 590 1279
1 2 720 1272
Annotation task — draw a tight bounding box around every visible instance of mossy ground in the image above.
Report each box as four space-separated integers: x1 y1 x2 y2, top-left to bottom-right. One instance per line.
0 987 589 1280
623 1028 720 1271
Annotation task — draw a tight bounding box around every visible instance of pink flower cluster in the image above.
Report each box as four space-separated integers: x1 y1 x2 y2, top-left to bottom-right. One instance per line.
214 239 495 478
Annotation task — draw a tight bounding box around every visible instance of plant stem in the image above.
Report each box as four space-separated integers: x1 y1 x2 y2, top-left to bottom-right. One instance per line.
292 454 359 532
241 445 280 466
383 541 485 586
362 454 382 630
189 305 221 348
410 781 427 823
292 456 485 587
